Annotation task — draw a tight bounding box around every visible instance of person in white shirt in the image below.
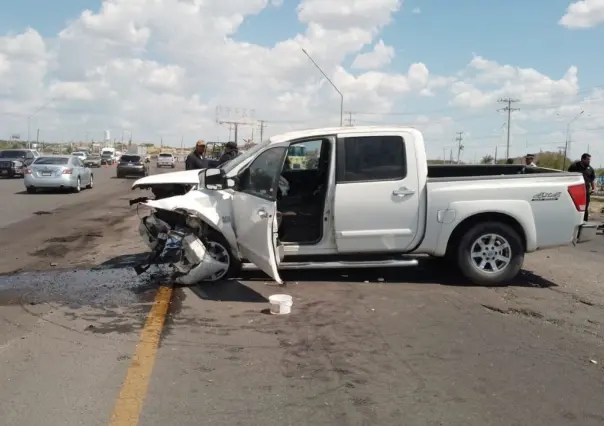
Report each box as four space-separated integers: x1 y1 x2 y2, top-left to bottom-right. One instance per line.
524 154 537 167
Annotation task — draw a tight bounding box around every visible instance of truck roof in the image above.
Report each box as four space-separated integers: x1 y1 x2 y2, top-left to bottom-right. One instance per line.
269 125 423 144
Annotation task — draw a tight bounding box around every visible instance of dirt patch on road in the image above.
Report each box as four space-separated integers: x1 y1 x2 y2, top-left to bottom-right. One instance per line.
0 196 149 274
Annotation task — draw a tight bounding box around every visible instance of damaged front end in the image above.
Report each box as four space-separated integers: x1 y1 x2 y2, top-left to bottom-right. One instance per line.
136 209 231 284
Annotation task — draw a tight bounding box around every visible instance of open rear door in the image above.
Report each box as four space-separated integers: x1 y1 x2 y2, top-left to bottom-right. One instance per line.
230 146 288 284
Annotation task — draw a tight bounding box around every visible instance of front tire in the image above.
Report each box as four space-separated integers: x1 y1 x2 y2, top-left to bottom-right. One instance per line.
86 174 94 189
455 222 524 286
201 231 242 282
27 187 36 194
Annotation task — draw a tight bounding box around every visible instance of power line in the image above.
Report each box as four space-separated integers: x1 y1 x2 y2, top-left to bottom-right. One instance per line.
497 98 520 159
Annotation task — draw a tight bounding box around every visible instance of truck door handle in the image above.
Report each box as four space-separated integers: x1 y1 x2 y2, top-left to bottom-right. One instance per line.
257 209 268 218
392 188 415 196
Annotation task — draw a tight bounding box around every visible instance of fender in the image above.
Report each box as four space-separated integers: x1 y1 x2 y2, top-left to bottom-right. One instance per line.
143 189 240 258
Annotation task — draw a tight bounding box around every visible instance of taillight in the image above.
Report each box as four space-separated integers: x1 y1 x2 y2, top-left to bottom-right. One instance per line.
62 169 73 175
568 183 586 211
24 169 32 174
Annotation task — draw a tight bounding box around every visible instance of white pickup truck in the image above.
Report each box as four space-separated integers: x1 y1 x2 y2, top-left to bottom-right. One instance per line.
131 126 594 286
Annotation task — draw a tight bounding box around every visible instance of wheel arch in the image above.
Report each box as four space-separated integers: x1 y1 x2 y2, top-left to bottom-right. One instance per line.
446 212 527 258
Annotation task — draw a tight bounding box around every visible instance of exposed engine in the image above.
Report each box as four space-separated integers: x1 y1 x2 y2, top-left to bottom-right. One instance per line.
135 208 229 284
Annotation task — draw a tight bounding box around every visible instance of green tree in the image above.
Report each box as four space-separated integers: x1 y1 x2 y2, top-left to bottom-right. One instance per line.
480 155 494 164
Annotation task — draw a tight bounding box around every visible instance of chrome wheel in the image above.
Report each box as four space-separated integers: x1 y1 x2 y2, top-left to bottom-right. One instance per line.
203 240 230 281
470 233 512 274
88 175 94 188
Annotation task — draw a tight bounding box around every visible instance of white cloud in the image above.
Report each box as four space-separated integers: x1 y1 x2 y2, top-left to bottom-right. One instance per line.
412 7 421 14
351 39 394 70
450 55 579 109
0 0 601 163
559 0 604 29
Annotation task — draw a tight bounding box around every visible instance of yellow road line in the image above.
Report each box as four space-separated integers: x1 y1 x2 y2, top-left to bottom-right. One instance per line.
108 285 173 426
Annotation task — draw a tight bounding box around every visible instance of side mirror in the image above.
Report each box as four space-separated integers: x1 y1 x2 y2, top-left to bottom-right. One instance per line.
200 168 224 190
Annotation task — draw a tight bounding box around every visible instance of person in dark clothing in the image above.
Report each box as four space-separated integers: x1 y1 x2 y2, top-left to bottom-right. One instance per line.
568 153 596 221
218 141 239 166
185 140 210 170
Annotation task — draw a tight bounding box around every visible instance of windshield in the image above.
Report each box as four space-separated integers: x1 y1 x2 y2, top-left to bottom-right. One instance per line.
34 157 69 165
159 153 172 157
88 155 101 160
220 142 269 173
0 150 26 158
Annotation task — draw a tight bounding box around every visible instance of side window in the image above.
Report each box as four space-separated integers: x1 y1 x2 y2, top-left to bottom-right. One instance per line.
238 147 287 200
26 152 34 160
337 135 407 183
285 139 322 170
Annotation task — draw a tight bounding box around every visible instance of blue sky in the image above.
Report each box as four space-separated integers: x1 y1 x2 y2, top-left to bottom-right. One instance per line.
0 0 603 161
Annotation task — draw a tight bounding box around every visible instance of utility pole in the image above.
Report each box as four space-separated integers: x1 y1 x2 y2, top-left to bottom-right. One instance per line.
218 121 244 143
36 129 39 145
258 120 267 142
494 146 498 163
455 132 464 163
345 111 354 126
498 98 520 160
442 148 446 164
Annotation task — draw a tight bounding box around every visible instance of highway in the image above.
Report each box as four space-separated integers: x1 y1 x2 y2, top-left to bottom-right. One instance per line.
0 164 134 229
0 163 603 426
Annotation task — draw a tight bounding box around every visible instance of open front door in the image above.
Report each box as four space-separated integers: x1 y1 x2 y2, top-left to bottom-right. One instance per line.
231 146 288 283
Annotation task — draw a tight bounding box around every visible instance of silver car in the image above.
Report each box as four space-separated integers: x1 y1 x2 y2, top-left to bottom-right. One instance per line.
24 156 94 194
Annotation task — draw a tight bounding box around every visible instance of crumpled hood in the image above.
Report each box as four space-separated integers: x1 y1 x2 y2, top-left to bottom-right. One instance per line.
132 169 203 189
142 189 236 242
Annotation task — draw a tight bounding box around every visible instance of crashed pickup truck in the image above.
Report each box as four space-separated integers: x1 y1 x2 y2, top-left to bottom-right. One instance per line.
131 125 595 286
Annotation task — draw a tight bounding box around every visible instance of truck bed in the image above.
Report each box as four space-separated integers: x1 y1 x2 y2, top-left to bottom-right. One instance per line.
427 164 565 180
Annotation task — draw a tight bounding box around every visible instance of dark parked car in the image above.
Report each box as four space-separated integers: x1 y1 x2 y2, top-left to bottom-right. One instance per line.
0 149 40 178
116 154 149 178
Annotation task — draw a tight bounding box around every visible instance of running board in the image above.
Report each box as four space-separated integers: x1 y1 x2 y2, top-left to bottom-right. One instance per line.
241 258 419 271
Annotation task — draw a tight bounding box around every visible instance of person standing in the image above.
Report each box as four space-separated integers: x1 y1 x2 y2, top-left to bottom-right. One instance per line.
185 140 209 170
218 141 239 166
524 154 536 167
568 153 596 222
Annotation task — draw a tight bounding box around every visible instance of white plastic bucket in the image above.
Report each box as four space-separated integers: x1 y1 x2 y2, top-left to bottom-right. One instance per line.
269 294 293 315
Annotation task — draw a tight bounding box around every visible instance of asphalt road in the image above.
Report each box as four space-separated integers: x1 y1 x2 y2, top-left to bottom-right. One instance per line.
0 164 135 229
0 175 603 426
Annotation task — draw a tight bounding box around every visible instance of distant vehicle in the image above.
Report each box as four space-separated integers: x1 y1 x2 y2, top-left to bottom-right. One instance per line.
25 155 93 194
0 149 40 178
157 152 175 168
84 155 102 168
72 151 87 161
101 148 117 165
116 154 149 178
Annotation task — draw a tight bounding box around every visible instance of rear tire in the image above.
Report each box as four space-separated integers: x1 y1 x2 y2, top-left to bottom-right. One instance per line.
73 177 81 193
455 221 524 286
27 187 36 194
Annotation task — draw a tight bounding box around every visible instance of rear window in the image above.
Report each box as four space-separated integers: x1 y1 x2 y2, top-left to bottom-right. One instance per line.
101 151 113 156
159 153 173 157
121 155 141 162
34 157 69 165
0 150 26 158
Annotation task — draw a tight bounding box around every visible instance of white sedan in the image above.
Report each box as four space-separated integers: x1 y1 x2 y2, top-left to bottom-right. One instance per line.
24 155 94 194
